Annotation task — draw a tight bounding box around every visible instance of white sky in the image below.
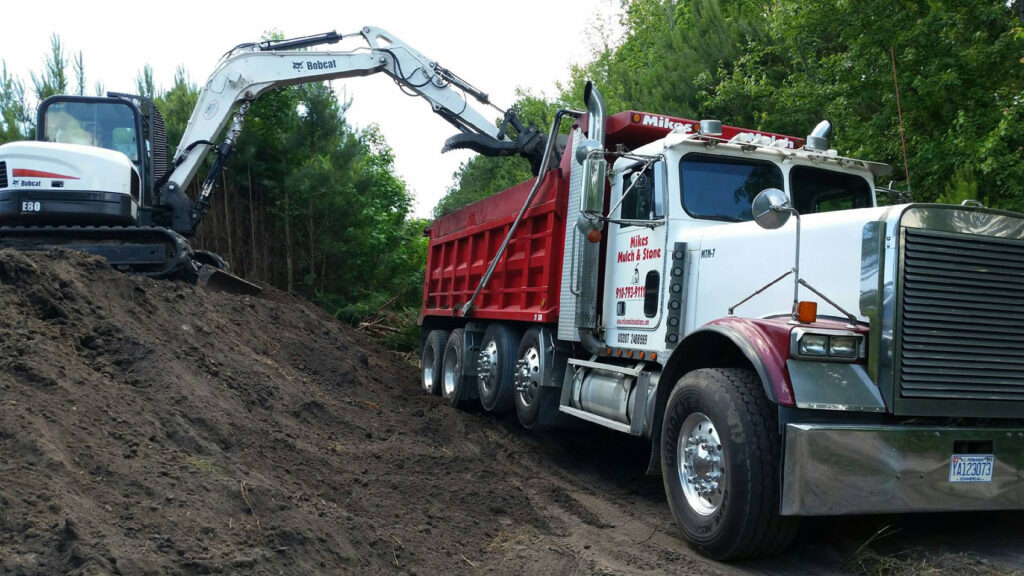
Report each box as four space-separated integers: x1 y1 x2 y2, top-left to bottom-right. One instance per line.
1 0 621 218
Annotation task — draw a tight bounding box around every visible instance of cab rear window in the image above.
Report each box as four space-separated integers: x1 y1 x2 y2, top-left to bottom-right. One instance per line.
789 166 872 214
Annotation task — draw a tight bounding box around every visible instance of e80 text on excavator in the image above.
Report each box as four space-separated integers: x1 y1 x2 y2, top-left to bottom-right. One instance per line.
0 27 547 292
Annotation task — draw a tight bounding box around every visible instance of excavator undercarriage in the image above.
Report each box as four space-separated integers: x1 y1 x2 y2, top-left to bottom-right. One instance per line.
0 225 260 294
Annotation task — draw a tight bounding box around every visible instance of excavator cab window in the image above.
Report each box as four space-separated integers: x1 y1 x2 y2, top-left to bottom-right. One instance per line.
38 96 144 165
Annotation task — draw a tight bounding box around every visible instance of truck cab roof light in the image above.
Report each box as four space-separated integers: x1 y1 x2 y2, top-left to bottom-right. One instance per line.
796 301 818 324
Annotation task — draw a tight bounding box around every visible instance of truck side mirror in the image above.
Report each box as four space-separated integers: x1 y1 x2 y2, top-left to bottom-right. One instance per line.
575 144 606 240
577 142 607 215
752 188 792 230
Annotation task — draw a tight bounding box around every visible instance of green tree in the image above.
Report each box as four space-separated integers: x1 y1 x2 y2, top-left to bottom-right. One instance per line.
550 0 1023 209
135 65 155 102
559 0 769 119
31 34 69 101
154 67 200 159
709 0 1023 206
73 52 85 96
433 89 566 217
434 155 532 218
0 63 31 143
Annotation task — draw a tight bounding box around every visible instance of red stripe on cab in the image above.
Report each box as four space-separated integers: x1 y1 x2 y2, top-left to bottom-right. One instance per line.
12 168 80 180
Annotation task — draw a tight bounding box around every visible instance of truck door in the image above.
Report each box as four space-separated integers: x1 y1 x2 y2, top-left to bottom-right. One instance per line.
605 160 667 351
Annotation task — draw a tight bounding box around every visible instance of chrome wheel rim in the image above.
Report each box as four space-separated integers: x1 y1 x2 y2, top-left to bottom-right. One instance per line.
422 345 437 392
514 346 541 406
477 340 499 394
442 348 459 398
677 412 724 516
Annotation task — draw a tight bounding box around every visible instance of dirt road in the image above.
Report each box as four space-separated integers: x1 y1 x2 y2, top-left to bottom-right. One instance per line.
0 250 1021 575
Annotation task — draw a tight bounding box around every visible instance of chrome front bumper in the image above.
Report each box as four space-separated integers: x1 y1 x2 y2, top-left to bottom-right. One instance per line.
782 423 1024 516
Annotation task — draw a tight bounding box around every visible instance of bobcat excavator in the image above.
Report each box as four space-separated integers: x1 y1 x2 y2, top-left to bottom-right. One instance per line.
0 27 548 293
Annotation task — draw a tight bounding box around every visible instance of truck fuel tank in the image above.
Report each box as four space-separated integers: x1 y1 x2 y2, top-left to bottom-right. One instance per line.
569 361 658 431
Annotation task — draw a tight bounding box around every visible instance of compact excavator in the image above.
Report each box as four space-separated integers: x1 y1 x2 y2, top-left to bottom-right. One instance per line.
0 27 547 292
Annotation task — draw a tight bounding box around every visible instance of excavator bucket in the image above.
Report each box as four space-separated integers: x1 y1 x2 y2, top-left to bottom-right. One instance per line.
195 265 262 296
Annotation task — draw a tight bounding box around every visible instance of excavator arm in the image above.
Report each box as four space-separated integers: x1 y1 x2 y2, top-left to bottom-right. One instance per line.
161 27 542 234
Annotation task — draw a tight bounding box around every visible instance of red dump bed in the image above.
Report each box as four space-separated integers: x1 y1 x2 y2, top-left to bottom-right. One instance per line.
420 162 571 324
419 112 803 324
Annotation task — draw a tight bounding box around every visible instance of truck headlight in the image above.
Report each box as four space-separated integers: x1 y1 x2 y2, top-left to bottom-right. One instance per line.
828 336 859 359
791 329 864 361
797 334 829 356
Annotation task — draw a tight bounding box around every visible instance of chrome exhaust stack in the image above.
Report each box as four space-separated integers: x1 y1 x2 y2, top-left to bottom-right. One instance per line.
805 119 832 151
574 81 608 355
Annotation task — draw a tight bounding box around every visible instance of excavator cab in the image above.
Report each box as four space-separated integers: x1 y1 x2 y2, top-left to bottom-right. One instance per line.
0 94 170 229
39 97 140 156
38 94 166 211
39 96 147 177
0 93 255 289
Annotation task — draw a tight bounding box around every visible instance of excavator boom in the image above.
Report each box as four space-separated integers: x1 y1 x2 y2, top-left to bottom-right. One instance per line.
161 27 542 235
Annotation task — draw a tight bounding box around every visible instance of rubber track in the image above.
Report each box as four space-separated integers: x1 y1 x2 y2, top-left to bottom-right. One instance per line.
0 225 191 277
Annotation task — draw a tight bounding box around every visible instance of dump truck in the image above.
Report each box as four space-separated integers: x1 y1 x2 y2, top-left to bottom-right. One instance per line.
418 83 1024 560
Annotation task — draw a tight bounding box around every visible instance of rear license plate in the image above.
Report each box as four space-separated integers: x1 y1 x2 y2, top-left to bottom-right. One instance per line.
949 454 994 483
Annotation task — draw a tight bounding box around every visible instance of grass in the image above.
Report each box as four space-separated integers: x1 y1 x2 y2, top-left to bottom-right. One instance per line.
184 455 218 474
852 548 1022 576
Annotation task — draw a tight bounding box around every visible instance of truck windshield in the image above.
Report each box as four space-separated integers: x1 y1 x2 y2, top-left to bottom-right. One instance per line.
789 166 873 213
42 100 139 163
679 154 783 222
680 154 874 221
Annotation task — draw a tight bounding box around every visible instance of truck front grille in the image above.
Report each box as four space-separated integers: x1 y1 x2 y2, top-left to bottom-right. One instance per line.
0 162 7 188
899 227 1024 401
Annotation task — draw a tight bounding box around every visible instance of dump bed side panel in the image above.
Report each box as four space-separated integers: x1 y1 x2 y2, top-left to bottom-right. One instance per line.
421 169 569 324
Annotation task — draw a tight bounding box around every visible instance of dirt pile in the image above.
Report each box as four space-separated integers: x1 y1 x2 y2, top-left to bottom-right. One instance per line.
0 249 529 575
0 250 713 576
1 249 1021 576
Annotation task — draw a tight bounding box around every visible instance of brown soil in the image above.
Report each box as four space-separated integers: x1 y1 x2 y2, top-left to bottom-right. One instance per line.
0 249 1021 576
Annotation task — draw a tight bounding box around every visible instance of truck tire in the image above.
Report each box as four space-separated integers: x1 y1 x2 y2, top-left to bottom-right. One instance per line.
513 327 560 429
442 329 476 410
660 368 797 560
476 323 520 413
421 329 448 395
